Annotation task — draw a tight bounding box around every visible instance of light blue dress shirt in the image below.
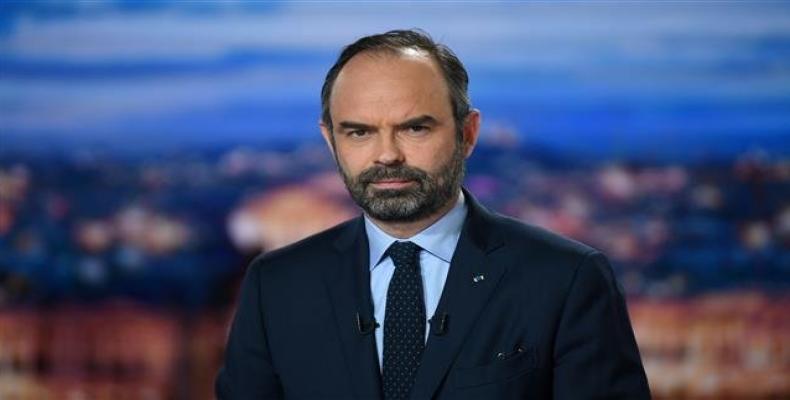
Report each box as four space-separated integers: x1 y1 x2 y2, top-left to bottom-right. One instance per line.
364 191 467 370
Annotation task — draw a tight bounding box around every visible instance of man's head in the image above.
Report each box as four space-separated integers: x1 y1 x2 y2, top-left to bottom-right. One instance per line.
320 29 480 223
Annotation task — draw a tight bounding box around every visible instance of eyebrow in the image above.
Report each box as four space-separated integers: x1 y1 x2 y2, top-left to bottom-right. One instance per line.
394 115 438 131
337 121 376 131
336 114 439 132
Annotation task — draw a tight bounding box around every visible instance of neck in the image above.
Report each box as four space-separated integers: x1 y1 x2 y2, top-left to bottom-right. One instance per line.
367 191 460 239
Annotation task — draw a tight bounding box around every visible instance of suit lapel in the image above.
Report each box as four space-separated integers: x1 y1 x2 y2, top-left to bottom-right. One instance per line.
322 217 383 400
410 190 507 399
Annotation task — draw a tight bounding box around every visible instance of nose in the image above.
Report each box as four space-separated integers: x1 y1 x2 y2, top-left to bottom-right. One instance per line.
375 132 404 166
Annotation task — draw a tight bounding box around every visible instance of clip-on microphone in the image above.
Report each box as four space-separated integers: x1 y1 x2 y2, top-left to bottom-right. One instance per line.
356 312 379 335
429 313 449 336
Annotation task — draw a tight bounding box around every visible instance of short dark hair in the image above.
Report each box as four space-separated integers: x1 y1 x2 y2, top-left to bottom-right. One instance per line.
321 29 471 135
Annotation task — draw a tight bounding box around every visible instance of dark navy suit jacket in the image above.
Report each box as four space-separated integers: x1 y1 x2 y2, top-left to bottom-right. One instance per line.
216 190 651 399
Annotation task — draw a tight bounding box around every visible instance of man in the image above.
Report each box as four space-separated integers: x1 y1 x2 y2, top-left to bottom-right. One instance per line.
216 29 650 399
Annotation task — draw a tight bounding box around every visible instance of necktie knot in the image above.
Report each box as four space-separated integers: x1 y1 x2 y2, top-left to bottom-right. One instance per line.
386 241 421 269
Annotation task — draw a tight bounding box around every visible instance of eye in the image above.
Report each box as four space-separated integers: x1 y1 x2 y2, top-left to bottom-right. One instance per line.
347 129 369 139
408 125 430 134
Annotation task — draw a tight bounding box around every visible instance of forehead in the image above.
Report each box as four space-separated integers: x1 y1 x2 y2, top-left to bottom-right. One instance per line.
329 50 452 122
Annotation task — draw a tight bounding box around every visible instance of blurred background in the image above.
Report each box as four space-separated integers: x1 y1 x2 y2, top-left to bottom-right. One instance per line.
1 1 788 399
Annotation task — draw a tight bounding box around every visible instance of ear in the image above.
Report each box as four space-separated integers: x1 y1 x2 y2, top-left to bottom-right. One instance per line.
461 109 481 158
319 120 336 161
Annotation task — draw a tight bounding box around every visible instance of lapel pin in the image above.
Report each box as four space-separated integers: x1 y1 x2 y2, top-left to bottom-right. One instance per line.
472 274 485 283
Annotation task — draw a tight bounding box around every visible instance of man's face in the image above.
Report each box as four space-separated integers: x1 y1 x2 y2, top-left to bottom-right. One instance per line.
321 50 477 222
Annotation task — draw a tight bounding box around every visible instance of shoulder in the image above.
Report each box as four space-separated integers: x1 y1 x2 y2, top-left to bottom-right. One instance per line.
491 211 595 256
462 188 609 287
481 207 599 262
476 207 611 285
463 189 598 265
478 208 622 308
246 216 360 281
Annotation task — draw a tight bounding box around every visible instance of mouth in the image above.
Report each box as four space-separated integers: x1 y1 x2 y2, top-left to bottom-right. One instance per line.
369 179 415 190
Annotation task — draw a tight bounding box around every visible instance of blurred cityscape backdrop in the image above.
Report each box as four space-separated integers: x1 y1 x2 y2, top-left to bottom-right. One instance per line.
1 1 789 399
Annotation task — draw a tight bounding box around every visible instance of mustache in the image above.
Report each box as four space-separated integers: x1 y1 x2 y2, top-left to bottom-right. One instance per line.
357 165 428 185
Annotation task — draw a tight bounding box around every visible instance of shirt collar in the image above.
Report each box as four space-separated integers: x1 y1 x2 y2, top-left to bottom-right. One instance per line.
364 190 467 270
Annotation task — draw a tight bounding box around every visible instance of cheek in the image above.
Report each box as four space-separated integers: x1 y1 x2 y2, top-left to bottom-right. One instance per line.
336 148 369 175
407 141 456 172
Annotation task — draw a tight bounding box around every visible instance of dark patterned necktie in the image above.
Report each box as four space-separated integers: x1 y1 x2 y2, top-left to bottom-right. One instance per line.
382 241 425 400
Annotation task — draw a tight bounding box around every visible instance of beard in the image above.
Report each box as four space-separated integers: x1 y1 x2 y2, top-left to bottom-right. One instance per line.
337 142 466 222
